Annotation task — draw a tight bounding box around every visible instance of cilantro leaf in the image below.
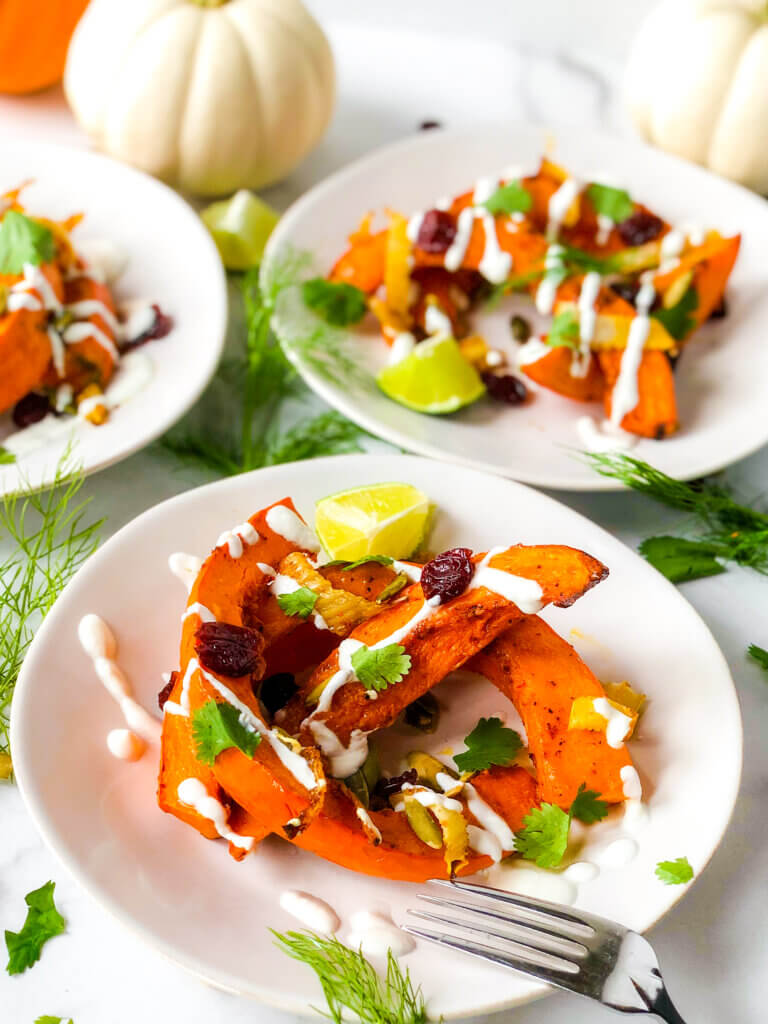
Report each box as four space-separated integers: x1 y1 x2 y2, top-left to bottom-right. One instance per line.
514 804 571 868
748 643 768 673
192 700 261 766
639 536 726 583
655 856 694 885
302 278 368 327
0 211 55 274
4 881 66 975
341 555 394 570
652 286 698 342
453 717 523 774
482 180 532 217
277 586 318 619
546 309 580 350
351 643 411 691
586 183 634 223
570 783 609 824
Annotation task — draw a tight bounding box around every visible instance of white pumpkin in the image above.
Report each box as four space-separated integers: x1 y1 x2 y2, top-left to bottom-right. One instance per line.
625 0 768 193
64 0 336 196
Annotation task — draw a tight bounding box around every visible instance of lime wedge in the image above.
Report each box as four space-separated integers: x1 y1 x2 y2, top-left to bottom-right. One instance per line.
315 482 430 561
201 189 280 270
377 336 485 414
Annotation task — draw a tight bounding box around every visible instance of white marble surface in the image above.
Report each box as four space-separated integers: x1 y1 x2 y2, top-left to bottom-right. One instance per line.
2 5 768 1023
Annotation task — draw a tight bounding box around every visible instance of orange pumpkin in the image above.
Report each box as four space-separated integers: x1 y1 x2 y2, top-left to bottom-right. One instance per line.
0 0 89 95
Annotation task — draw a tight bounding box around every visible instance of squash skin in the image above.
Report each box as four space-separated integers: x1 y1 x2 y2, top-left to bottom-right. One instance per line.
0 0 88 94
470 616 634 808
599 349 678 439
0 263 63 414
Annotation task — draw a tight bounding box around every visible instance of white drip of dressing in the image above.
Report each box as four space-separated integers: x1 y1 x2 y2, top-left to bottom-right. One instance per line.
65 299 120 335
595 214 614 246
391 560 423 582
547 178 582 239
424 305 453 338
610 274 656 427
78 614 161 749
182 602 215 624
564 860 600 883
462 781 517 851
61 320 120 362
216 521 260 559
9 263 62 312
466 824 503 863
308 721 369 777
257 562 277 578
595 837 639 868
265 505 321 552
356 806 382 844
591 697 634 749
177 778 254 852
279 891 340 933
106 728 146 762
406 212 425 243
169 552 202 592
572 271 602 378
535 244 566 315
469 548 544 614
389 332 416 365
347 910 415 959
576 416 636 454
441 179 512 283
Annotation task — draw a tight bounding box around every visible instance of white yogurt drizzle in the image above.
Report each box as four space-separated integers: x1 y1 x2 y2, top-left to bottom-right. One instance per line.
271 573 329 631
462 781 517 853
8 263 61 314
609 273 656 427
535 244 566 315
389 331 416 365
308 721 369 777
182 602 215 624
397 782 463 814
65 299 120 335
469 548 544 614
424 305 453 338
442 179 511 284
279 890 340 934
547 178 583 240
572 271 602 378
265 505 321 552
347 910 415 959
78 614 161 748
216 521 260 559
595 214 614 247
172 656 319 791
177 778 254 852
391 560 423 583
591 697 634 749
106 728 146 762
169 552 203 593
356 806 383 844
576 416 636 454
466 824 503 863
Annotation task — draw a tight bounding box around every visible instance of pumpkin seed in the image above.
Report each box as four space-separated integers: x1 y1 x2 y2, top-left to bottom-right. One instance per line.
662 269 694 310
402 796 443 849
407 750 457 789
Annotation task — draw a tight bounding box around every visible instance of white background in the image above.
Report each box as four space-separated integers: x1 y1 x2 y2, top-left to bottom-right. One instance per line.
2 2 768 1023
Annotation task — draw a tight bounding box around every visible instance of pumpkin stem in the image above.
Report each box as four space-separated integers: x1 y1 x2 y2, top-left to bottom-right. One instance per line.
187 0 231 6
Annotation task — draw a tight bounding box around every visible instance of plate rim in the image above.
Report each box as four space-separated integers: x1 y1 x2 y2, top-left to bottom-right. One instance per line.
10 453 744 1017
265 121 768 492
0 137 228 494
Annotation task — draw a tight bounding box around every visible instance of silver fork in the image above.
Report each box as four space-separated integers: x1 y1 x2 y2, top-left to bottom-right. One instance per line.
404 879 687 1022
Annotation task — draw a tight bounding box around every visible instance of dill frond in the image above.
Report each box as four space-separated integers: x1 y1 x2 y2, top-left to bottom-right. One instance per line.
0 450 103 759
273 930 429 1024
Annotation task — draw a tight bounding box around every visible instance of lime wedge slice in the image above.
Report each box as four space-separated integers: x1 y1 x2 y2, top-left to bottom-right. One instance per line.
315 482 431 561
201 189 280 270
376 336 485 414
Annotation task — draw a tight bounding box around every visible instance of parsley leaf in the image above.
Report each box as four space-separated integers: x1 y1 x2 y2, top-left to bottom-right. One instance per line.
454 717 523 774
302 278 368 327
351 643 411 691
638 536 726 583
277 587 318 619
514 804 571 868
0 211 55 274
655 857 694 885
586 183 634 223
570 783 609 824
192 700 261 766
748 643 768 673
4 881 66 975
546 309 580 350
652 286 698 342
482 180 532 216
341 555 394 570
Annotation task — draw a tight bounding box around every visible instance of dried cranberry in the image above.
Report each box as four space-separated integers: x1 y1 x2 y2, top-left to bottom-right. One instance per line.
121 304 174 352
617 211 664 246
610 281 640 307
12 392 51 428
421 547 474 602
259 672 298 716
419 120 442 131
195 621 264 677
157 673 177 711
416 210 457 253
709 296 728 320
482 372 528 405
370 768 419 810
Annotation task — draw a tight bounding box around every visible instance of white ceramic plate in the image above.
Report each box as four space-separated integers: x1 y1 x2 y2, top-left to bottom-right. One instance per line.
265 124 768 491
0 140 227 494
12 454 741 1018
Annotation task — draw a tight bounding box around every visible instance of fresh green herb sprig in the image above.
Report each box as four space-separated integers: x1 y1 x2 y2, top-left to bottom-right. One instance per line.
748 644 768 674
515 782 609 868
273 930 428 1024
482 180 532 217
546 309 580 350
351 643 411 691
454 716 523 773
192 700 262 765
160 260 373 477
586 183 634 224
0 210 54 274
585 453 768 581
0 452 102 760
5 881 66 975
277 587 318 619
655 857 694 885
